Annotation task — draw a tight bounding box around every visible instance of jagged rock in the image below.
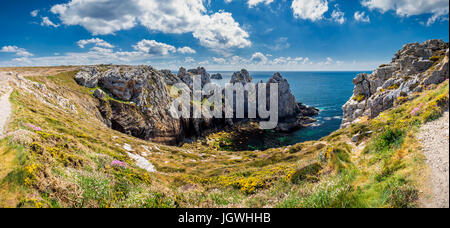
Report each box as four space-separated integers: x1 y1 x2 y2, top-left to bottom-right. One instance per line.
230 69 252 84
74 67 100 88
75 65 319 144
177 67 211 88
93 89 105 99
211 73 223 80
267 72 299 119
342 39 449 128
160 69 181 86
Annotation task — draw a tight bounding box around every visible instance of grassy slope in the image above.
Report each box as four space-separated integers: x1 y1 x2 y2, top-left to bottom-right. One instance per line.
0 69 448 208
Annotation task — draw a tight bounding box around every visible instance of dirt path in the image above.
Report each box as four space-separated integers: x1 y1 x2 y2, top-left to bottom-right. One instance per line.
0 72 12 138
418 111 449 208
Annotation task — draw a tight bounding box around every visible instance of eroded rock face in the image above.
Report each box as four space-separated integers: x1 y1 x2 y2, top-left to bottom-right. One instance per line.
177 67 211 88
342 39 449 128
75 65 319 144
267 72 299 119
77 65 185 144
230 69 252 84
74 67 100 88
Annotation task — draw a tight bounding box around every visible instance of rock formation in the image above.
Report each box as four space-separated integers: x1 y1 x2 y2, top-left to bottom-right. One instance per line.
211 73 223 80
342 39 449 128
74 65 319 144
177 67 211 88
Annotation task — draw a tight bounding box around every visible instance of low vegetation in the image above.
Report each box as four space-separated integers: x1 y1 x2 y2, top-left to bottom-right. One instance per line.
0 67 448 208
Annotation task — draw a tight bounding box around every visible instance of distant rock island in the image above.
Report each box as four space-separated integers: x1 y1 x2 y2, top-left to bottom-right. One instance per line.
211 73 223 80
75 65 319 145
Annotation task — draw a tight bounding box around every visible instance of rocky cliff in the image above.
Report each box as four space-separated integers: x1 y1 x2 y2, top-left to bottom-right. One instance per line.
342 39 449 128
75 65 318 144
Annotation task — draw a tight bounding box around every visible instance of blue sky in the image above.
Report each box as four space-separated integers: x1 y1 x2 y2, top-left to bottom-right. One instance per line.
0 0 449 71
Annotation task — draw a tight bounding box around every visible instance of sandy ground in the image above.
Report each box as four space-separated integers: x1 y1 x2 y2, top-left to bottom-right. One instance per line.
418 111 449 208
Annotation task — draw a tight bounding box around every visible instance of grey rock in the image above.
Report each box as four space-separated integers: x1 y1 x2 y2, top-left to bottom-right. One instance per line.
351 134 361 143
93 89 106 99
267 72 298 119
211 73 223 80
75 67 100 88
230 69 252 84
341 40 449 128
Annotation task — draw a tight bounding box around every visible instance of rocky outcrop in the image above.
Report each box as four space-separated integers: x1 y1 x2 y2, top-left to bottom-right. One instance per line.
177 67 211 88
76 65 185 144
74 66 100 88
230 69 252 84
75 65 319 144
211 73 223 80
342 39 449 128
229 70 319 132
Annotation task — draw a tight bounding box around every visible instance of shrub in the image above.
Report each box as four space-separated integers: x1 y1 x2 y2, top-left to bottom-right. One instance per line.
364 128 404 154
353 94 366 102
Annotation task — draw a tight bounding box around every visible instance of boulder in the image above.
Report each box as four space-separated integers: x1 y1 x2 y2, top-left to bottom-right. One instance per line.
211 73 223 80
74 67 100 88
93 89 106 99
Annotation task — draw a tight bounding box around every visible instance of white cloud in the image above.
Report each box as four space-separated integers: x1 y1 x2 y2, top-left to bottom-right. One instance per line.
0 46 33 57
292 0 329 21
41 17 60 28
184 57 196 63
250 52 268 64
331 5 345 24
77 38 114 49
192 12 251 51
177 47 196 54
272 56 310 65
31 10 39 17
354 11 370 23
212 57 226 64
248 0 274 8
133 40 177 55
362 0 449 25
50 0 251 51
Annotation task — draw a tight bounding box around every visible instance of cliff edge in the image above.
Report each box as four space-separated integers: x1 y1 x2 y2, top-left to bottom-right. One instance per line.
342 39 449 128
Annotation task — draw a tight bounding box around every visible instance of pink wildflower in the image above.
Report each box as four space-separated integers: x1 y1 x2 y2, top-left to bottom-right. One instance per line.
111 160 127 168
411 103 424 116
25 123 42 131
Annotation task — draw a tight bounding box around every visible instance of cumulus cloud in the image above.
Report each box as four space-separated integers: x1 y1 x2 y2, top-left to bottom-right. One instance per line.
31 10 39 17
50 0 251 51
212 57 226 64
362 0 449 25
331 5 345 24
77 38 114 49
0 46 33 57
184 57 196 63
272 56 310 65
41 17 60 28
177 47 196 54
292 0 329 21
133 40 177 55
354 11 370 23
250 52 268 64
247 0 274 8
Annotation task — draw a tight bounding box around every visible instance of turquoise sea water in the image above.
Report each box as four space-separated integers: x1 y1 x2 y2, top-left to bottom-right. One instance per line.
210 71 369 145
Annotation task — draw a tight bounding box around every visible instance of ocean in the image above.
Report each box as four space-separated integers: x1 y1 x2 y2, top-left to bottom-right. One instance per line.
210 71 369 145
